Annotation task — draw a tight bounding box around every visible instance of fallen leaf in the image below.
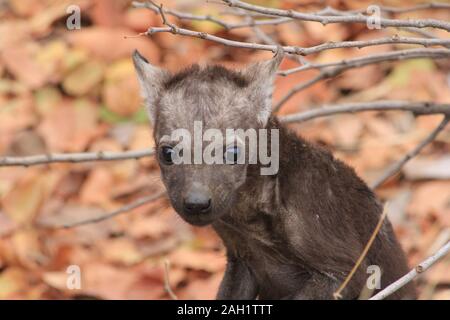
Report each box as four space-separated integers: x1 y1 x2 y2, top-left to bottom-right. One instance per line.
178 273 222 300
0 211 17 237
408 181 450 219
124 8 159 33
98 238 143 265
79 167 114 207
331 114 363 150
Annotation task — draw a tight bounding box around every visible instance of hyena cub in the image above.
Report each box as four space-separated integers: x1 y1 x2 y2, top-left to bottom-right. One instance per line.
133 48 415 300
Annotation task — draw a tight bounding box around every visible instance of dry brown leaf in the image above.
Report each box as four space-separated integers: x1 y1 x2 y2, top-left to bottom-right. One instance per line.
404 156 450 180
7 130 47 157
168 247 226 273
42 271 69 292
302 21 348 44
2 170 60 225
102 59 141 116
98 237 143 265
0 211 17 237
128 214 173 239
426 260 450 284
89 0 126 27
79 262 140 299
10 229 47 269
124 8 159 33
433 289 450 300
37 99 100 152
0 267 29 299
1 43 50 89
331 114 363 150
0 21 31 51
177 273 222 300
0 97 37 144
66 26 160 63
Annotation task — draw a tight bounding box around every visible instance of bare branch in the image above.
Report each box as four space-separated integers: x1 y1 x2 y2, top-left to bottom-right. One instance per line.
279 101 450 123
280 48 450 75
144 25 450 56
133 1 292 30
334 203 389 299
219 2 450 17
370 241 450 300
0 149 154 167
57 191 166 228
316 3 450 16
222 0 450 32
1 102 448 167
274 48 450 111
370 116 450 189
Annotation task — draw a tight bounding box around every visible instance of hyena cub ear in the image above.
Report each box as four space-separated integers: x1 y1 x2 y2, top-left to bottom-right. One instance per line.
242 46 284 126
132 50 170 125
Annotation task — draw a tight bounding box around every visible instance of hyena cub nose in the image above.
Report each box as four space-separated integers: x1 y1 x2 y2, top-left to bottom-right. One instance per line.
183 185 212 215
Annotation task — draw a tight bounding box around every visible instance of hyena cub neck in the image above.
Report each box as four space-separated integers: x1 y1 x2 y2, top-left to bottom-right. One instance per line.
133 49 415 300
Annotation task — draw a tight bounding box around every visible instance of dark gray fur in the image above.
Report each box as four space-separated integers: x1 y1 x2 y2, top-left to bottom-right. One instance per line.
133 49 415 300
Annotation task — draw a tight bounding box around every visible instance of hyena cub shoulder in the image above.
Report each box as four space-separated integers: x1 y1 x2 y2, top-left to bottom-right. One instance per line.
133 49 415 300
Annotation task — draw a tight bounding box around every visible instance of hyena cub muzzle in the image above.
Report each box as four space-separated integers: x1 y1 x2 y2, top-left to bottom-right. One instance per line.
133 48 416 300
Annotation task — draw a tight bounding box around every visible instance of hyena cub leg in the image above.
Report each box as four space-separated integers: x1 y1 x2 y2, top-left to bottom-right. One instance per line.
217 256 258 300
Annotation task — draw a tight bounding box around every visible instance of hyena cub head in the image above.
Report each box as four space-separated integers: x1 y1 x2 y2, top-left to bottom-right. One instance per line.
133 48 283 226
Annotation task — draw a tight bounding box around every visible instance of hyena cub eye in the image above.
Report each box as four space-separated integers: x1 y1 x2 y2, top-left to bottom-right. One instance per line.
159 146 175 165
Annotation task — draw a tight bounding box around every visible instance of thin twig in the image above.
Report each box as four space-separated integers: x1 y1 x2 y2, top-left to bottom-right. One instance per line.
370 241 450 300
222 0 450 32
370 116 450 189
59 191 166 228
0 149 154 167
164 259 178 300
333 203 389 299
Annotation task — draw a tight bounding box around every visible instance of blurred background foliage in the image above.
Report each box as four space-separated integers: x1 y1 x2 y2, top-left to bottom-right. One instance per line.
0 0 449 299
